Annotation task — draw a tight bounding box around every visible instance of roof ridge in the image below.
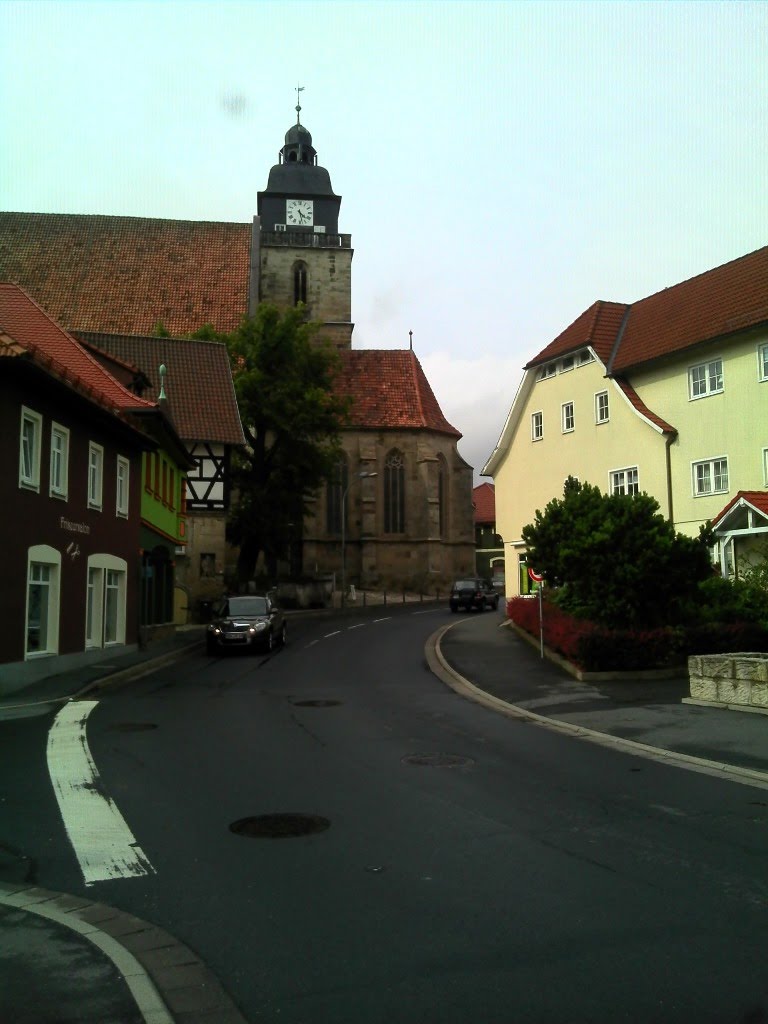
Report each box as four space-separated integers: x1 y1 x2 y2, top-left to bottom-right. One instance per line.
409 350 427 427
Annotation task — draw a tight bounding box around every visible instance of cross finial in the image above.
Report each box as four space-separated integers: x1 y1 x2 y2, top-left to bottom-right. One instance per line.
295 84 304 124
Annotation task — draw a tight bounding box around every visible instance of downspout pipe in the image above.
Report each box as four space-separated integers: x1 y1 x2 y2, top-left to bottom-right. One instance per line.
665 430 677 526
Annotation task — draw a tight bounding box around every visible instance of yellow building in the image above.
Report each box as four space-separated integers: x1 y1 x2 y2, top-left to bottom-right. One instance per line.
484 246 768 596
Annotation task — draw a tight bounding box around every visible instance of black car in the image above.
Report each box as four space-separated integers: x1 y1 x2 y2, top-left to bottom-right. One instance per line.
206 593 286 654
449 578 499 613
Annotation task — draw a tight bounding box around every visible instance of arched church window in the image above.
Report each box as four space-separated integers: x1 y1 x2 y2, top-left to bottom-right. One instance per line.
288 152 298 162
293 262 308 305
384 449 405 534
327 456 348 535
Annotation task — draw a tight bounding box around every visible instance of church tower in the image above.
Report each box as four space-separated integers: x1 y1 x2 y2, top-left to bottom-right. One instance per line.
252 95 354 350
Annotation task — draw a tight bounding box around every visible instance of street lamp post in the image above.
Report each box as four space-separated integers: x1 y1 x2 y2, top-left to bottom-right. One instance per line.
341 471 377 609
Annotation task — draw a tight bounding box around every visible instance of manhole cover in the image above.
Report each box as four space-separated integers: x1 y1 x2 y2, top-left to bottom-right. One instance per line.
290 699 341 707
108 723 158 732
229 814 331 838
402 753 474 768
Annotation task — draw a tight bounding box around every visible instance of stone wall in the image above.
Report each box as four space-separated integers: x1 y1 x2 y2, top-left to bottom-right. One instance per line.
688 653 768 709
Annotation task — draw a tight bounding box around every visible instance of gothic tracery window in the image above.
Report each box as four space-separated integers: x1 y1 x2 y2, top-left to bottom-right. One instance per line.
327 456 348 535
384 449 405 534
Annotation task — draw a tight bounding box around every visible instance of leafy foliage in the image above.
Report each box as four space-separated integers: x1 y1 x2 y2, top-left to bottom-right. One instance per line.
521 476 714 628
192 305 349 582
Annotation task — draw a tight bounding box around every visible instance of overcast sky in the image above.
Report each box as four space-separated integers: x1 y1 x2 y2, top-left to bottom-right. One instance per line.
2 1 766 480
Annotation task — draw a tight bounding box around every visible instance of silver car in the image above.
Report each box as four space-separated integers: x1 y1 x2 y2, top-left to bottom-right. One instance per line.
205 593 286 655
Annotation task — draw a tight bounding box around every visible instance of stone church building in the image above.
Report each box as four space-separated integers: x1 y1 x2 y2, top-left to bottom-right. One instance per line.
0 105 474 597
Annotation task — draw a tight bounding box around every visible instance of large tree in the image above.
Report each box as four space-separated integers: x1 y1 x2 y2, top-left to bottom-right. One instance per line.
521 476 714 628
194 305 349 583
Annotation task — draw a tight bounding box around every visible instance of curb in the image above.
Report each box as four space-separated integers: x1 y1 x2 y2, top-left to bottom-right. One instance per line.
427 622 768 793
0 883 248 1024
73 638 205 699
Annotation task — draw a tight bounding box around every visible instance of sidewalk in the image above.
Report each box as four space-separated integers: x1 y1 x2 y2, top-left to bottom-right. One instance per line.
435 611 768 785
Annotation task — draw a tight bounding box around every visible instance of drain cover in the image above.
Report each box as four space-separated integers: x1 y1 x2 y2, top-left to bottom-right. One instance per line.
290 699 341 707
108 723 158 732
229 814 331 838
402 753 474 768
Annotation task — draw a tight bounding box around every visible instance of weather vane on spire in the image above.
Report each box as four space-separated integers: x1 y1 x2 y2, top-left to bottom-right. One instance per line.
295 84 304 124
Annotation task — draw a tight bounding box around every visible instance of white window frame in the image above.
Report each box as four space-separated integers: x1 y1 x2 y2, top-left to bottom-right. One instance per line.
578 349 594 365
758 343 768 383
688 357 723 400
49 422 70 499
560 355 574 373
116 455 130 518
595 390 610 424
19 406 43 491
537 363 556 381
88 442 104 510
561 402 574 433
610 466 639 496
692 456 729 497
85 554 128 648
763 447 768 487
531 410 543 441
25 544 61 658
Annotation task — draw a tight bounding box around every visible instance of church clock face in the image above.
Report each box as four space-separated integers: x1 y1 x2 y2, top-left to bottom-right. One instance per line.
286 198 314 226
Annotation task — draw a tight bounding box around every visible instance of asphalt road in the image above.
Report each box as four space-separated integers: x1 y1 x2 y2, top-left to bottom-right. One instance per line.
4 605 768 1023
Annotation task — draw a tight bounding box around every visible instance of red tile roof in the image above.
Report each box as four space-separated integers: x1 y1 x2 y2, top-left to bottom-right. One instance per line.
613 376 676 435
0 283 156 415
473 482 495 524
335 350 461 436
0 212 251 336
525 301 629 368
711 490 768 528
612 246 768 373
77 333 245 446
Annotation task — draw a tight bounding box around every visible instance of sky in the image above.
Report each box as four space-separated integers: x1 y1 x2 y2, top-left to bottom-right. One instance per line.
2 0 767 481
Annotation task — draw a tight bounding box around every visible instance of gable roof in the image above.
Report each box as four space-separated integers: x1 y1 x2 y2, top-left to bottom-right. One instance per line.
711 490 768 530
611 245 768 373
0 283 156 416
77 332 245 446
0 212 251 337
525 301 629 369
613 376 676 435
335 350 461 437
473 482 495 524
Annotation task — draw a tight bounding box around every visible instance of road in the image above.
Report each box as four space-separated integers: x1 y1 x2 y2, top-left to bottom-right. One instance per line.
3 605 768 1023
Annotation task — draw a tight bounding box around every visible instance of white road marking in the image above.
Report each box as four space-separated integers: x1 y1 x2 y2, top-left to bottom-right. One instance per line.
324 630 341 638
347 623 366 630
373 617 391 623
47 700 155 886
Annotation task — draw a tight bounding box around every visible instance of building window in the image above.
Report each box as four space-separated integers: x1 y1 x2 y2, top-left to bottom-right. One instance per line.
116 456 130 517
19 406 43 491
384 449 405 534
763 447 768 487
326 457 348 535
759 344 768 382
531 411 543 441
88 443 104 510
437 455 447 537
561 402 574 433
537 363 555 381
560 356 574 373
50 423 70 499
293 261 308 305
611 466 639 496
85 554 127 647
689 358 723 399
595 391 609 423
26 545 61 657
578 349 594 365
693 457 729 496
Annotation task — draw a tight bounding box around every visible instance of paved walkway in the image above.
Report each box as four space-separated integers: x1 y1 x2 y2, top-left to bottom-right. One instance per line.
3 612 768 1022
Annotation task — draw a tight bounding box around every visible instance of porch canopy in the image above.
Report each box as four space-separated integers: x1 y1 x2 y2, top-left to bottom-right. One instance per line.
711 491 768 577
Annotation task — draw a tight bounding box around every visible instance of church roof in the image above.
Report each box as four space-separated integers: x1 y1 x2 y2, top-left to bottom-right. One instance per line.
76 332 245 446
472 482 496 524
336 350 461 437
0 212 251 337
0 283 156 417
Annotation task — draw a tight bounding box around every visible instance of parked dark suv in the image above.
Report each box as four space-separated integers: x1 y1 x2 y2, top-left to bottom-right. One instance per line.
448 578 499 613
206 593 286 654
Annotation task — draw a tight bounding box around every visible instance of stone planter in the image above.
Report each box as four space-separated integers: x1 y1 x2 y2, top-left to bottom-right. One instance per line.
687 653 768 709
